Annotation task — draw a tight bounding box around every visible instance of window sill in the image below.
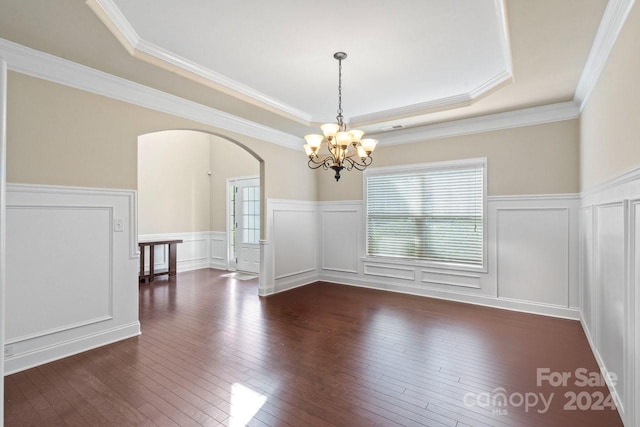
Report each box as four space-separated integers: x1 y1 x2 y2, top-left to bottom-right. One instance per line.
361 256 487 274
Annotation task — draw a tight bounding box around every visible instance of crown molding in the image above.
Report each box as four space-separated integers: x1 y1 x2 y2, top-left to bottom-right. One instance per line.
349 93 472 127
374 101 580 146
574 0 636 111
496 0 514 84
468 69 513 99
0 38 302 150
351 0 513 128
87 0 515 128
351 69 513 127
85 0 139 52
135 37 313 124
86 0 312 125
0 38 583 153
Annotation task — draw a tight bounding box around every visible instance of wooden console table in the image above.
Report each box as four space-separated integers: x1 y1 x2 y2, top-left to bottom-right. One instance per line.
139 239 183 283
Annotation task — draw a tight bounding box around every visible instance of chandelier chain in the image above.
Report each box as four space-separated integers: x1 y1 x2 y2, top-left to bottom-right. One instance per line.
337 57 343 126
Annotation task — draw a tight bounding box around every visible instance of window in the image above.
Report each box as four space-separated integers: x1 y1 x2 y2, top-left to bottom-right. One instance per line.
241 186 260 244
365 158 486 269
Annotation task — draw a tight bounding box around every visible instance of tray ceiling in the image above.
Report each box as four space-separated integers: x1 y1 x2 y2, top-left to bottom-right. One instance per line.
91 0 513 126
0 0 609 138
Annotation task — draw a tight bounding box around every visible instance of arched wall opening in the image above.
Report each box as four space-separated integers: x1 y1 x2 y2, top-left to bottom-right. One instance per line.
137 129 264 276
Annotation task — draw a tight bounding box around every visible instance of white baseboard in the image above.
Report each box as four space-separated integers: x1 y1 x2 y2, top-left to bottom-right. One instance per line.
272 270 319 295
5 321 141 375
139 230 228 274
579 312 626 418
210 259 228 270
319 274 581 320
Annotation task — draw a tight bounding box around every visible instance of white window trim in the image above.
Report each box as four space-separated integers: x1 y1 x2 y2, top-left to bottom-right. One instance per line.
363 157 488 273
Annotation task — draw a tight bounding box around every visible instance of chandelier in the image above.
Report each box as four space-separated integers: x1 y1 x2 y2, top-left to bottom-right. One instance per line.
303 52 378 181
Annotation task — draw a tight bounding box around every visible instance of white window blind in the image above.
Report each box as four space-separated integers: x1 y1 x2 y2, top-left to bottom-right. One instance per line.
366 161 485 266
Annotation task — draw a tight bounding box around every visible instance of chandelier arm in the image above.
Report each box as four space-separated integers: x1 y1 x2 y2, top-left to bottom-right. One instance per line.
350 162 368 171
345 152 373 165
343 155 373 171
342 157 355 171
307 156 333 170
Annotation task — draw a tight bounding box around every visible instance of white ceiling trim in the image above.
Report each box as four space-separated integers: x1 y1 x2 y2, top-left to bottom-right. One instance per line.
574 0 636 111
0 38 302 150
351 69 513 127
0 38 583 155
85 0 139 52
86 0 514 128
351 0 513 127
374 101 580 146
85 0 313 125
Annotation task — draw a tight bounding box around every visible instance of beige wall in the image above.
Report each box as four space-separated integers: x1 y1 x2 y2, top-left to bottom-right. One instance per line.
6 72 315 205
138 130 211 234
6 71 582 208
580 2 640 191
210 136 259 231
318 120 580 201
137 131 259 234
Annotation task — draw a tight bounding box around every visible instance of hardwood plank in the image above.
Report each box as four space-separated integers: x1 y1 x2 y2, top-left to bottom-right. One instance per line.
5 270 624 426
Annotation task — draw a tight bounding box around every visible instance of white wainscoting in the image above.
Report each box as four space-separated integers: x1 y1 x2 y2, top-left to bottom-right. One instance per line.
138 231 227 273
580 168 640 427
321 206 360 274
317 195 581 319
262 199 318 294
210 231 227 270
496 208 570 306
4 184 140 374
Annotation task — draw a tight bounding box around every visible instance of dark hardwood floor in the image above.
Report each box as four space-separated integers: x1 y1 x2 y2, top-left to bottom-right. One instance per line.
5 269 623 426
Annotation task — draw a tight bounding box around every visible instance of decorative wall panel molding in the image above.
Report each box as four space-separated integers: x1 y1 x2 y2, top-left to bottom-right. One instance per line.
420 269 481 289
0 56 7 412
321 208 360 273
6 205 114 340
496 208 570 306
138 231 229 273
317 196 581 319
210 231 228 270
4 184 140 374
266 200 318 293
580 206 595 334
580 171 640 426
364 263 416 281
594 202 626 410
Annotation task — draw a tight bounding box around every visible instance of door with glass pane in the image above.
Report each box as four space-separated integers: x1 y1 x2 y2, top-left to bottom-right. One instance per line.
229 178 260 273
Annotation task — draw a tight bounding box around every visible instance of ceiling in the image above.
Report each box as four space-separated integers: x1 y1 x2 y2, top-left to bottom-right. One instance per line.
0 0 610 138
89 0 607 135
104 0 511 127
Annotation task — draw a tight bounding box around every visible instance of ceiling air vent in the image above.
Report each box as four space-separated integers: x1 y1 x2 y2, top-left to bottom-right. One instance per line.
381 124 404 132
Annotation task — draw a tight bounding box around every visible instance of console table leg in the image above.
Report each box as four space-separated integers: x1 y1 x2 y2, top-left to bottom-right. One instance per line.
169 243 178 276
139 245 145 283
149 246 155 282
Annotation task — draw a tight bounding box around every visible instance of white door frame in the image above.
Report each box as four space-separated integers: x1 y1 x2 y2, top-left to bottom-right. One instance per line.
226 175 259 271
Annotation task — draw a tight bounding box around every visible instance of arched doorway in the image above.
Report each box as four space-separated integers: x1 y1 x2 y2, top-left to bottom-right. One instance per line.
136 129 265 286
